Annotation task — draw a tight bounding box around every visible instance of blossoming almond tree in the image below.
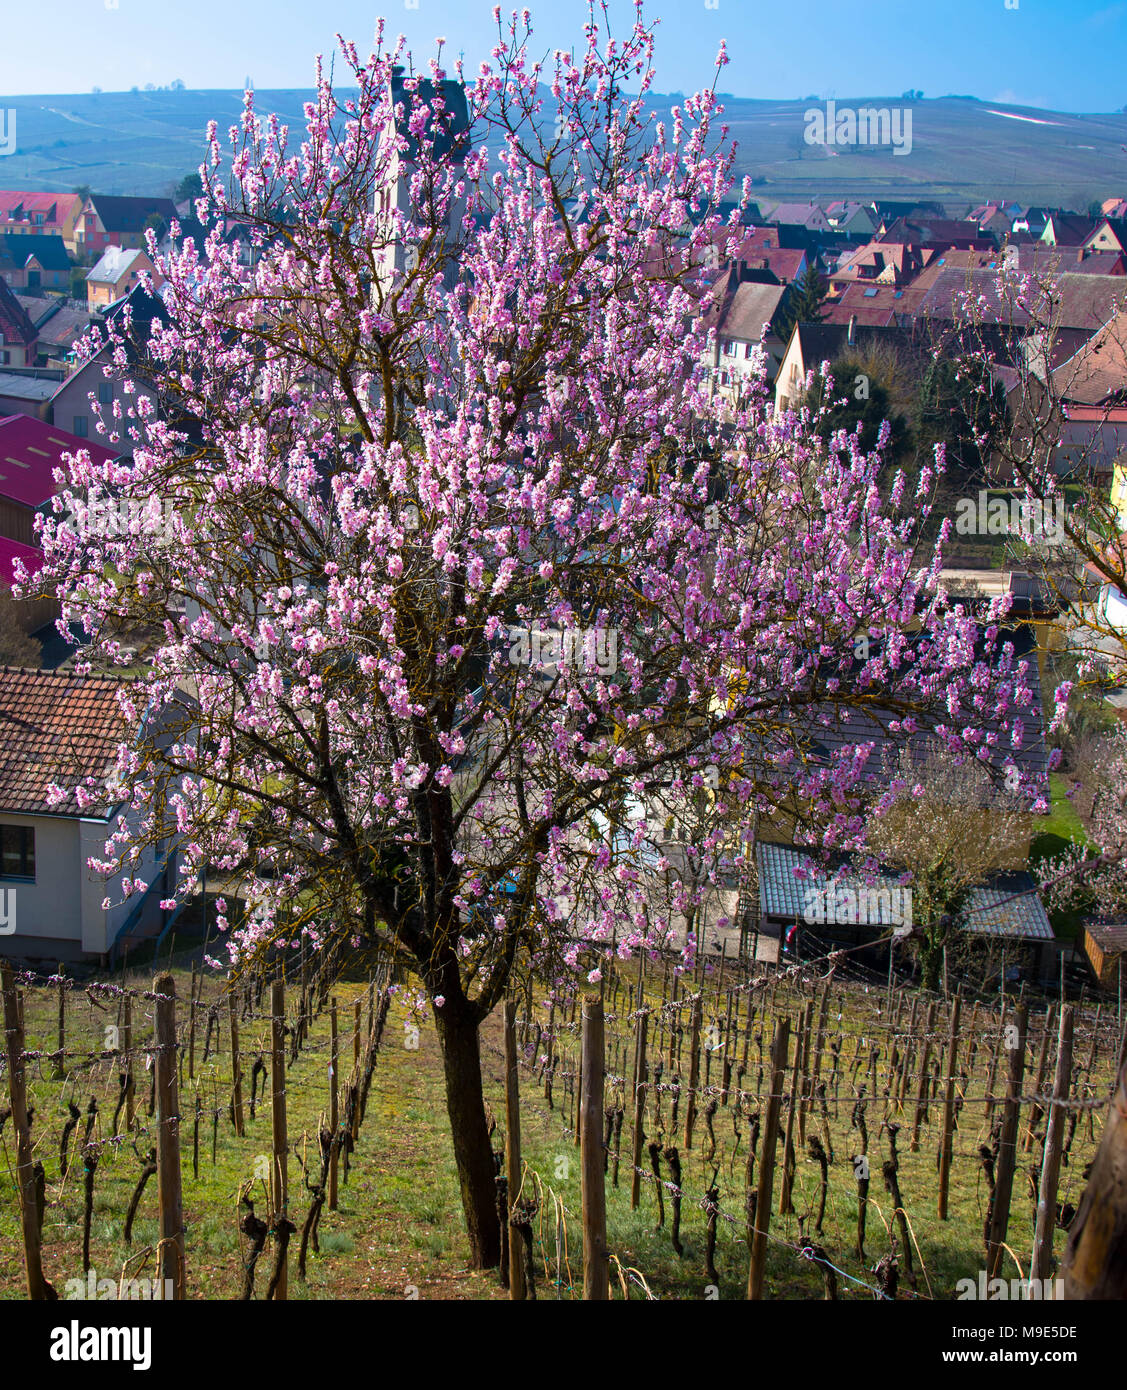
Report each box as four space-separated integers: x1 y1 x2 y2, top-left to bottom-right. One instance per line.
24 6 1044 1266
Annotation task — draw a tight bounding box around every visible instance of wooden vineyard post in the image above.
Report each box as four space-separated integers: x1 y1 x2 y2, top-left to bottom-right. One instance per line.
1031 1006 1073 1285
811 983 829 1091
910 999 938 1153
187 962 198 1081
270 980 289 1300
1024 1005 1057 1153
780 1000 809 1215
55 963 66 1079
684 994 702 1150
123 994 135 1131
798 995 815 1146
502 1000 527 1300
329 997 339 1211
352 998 363 1141
153 973 186 1298
937 995 961 1219
986 1003 1027 1281
228 991 245 1138
580 997 608 1300
629 1010 649 1210
748 1016 790 1300
2 964 53 1299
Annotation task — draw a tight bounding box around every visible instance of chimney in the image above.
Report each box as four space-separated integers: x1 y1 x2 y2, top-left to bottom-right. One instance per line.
847 314 856 346
1077 246 1086 263
736 258 747 282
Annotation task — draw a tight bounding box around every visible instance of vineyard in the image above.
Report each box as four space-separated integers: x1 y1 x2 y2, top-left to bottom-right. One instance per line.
2 941 1122 1303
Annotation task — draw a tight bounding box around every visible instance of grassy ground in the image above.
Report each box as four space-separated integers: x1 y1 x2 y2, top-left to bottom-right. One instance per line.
0 953 1120 1301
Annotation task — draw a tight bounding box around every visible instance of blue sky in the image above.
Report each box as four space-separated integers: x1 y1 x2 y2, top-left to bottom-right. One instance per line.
0 0 1124 112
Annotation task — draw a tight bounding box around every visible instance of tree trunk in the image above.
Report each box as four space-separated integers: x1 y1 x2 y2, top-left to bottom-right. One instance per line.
1062 1053 1127 1298
919 936 943 994
433 998 502 1269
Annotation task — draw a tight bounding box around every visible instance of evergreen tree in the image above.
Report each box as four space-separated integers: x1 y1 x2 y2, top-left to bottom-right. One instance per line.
776 263 828 342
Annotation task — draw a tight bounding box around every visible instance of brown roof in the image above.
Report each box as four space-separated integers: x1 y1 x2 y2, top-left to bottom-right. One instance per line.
0 668 128 817
822 281 931 325
1052 308 1127 405
0 278 37 350
1086 922 1127 955
704 271 788 340
915 268 1126 332
87 195 178 237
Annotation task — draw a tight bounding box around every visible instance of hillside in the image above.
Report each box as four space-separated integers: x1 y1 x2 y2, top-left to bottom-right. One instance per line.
1 88 1126 207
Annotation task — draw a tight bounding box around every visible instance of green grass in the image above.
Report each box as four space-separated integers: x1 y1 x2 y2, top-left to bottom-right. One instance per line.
1 952 1119 1301
1029 774 1091 941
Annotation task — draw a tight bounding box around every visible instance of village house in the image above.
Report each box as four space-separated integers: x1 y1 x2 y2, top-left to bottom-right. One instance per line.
1046 306 1127 481
969 202 1022 240
1040 212 1099 248
824 200 877 237
827 239 934 294
878 215 995 251
763 201 832 234
0 413 118 547
85 246 160 312
0 233 72 293
21 298 93 367
0 191 84 253
0 668 182 964
1082 217 1127 255
0 278 39 368
50 285 163 451
703 262 794 400
773 316 915 413
76 194 178 257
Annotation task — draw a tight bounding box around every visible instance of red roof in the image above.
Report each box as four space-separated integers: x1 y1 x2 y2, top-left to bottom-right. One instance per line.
0 667 127 817
0 415 118 508
0 190 80 230
0 536 43 587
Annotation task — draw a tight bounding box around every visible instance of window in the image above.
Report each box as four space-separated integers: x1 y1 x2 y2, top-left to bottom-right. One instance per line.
721 340 736 357
744 342 755 359
0 825 35 879
97 382 113 406
73 415 88 438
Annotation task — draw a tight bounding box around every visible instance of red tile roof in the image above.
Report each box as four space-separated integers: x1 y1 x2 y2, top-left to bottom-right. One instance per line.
0 190 80 231
0 415 118 508
0 667 127 817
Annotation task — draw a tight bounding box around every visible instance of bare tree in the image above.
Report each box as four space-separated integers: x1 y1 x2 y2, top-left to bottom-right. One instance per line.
865 749 1033 991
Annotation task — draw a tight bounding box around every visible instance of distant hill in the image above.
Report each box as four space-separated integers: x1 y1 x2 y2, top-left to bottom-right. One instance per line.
1 88 1125 209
